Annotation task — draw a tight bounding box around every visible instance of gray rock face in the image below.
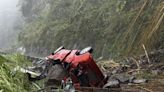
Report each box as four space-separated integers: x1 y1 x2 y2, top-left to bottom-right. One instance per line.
47 64 69 80
103 80 120 88
45 64 69 87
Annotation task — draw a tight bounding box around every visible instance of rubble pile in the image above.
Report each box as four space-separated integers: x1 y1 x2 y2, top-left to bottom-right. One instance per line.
98 49 164 88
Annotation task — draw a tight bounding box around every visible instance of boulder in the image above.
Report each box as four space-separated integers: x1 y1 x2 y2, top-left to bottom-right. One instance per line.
115 74 129 83
133 79 148 84
103 80 120 88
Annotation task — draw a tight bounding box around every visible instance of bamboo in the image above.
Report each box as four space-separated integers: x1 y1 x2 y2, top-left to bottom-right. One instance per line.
142 44 150 64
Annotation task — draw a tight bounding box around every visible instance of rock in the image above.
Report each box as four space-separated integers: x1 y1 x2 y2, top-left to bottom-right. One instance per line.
45 64 69 87
159 66 164 71
129 76 135 83
158 79 164 85
128 83 133 85
112 69 118 74
151 70 160 75
133 79 147 84
115 74 129 83
140 60 148 64
130 64 137 69
103 80 120 88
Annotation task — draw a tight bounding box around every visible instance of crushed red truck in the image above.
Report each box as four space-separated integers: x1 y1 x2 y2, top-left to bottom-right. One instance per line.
26 46 109 91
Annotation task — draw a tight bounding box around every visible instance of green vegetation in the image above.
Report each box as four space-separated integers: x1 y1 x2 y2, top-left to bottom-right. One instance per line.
1 1 163 91
0 54 41 92
18 0 164 59
0 0 164 92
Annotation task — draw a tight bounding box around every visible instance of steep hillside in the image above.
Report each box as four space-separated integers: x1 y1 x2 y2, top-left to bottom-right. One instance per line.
0 54 31 92
18 0 164 59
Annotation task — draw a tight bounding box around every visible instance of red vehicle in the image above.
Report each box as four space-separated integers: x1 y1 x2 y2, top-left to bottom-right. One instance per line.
27 46 108 90
46 46 108 88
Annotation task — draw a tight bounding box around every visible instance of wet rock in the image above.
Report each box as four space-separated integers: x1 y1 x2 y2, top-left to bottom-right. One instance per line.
103 80 120 88
133 79 147 84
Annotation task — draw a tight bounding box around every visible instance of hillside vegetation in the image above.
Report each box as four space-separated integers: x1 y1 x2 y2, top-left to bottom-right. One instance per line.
0 54 46 92
18 0 164 59
0 54 30 92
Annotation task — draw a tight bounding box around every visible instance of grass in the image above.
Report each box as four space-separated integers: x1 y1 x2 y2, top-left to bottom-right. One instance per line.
0 54 41 92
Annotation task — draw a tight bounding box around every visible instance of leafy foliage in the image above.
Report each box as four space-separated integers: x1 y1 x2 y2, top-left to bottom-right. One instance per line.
0 54 39 92
19 0 164 59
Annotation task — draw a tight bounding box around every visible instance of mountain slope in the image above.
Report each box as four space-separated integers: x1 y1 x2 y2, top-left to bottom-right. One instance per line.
19 0 164 59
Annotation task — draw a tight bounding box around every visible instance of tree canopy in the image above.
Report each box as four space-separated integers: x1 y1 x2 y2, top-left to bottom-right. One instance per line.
19 0 164 59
